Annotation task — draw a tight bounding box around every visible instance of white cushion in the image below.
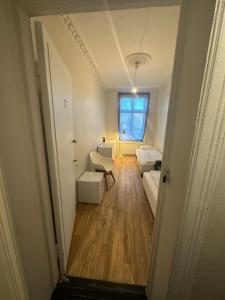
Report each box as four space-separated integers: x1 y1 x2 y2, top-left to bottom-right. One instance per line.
136 148 162 173
139 145 153 150
143 171 161 217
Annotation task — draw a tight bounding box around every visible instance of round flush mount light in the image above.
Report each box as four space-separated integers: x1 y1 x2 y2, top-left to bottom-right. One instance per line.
125 52 151 94
132 87 138 94
125 52 151 69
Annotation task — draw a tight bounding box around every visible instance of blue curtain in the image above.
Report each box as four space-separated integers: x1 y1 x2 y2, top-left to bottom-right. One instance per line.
119 94 149 141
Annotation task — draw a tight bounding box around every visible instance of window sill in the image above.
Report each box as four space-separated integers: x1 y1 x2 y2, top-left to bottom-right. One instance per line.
117 140 144 144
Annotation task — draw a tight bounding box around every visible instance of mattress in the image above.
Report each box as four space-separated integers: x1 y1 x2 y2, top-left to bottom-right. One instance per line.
136 147 162 173
143 171 160 217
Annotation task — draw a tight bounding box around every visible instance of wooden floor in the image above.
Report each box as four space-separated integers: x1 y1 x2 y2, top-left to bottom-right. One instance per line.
67 156 154 285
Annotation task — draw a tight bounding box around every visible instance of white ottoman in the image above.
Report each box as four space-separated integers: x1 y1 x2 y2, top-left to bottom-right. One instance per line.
77 171 104 204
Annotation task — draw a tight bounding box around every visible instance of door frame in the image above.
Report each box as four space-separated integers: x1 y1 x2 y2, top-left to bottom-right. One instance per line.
0 159 30 300
9 0 223 299
167 2 225 298
147 0 225 299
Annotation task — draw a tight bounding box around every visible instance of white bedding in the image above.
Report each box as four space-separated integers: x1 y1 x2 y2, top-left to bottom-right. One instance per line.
151 170 160 187
136 147 162 173
143 171 160 217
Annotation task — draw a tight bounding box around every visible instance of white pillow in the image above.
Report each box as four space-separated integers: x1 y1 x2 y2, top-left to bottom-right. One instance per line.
140 145 153 150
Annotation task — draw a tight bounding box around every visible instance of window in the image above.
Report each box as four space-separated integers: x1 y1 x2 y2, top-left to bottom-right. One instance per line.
118 93 149 141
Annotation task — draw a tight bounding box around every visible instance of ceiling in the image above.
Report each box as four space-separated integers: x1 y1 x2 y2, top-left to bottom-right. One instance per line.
70 6 180 90
18 0 180 16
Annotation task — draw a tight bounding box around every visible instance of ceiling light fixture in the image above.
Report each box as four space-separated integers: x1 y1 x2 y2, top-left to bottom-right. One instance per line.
125 52 151 94
125 8 152 94
132 86 138 94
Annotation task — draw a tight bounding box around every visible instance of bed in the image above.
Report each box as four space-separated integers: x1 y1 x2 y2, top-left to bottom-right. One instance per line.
143 170 161 217
136 145 162 173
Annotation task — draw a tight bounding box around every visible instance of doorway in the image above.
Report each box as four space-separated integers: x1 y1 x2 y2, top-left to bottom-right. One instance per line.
32 4 180 287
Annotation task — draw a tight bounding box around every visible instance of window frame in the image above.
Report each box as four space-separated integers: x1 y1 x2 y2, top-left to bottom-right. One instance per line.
118 92 150 142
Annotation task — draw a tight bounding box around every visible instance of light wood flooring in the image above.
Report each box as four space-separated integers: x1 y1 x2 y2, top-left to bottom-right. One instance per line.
67 156 154 285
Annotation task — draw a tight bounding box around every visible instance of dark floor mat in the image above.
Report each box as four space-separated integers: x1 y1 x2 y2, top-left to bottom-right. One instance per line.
51 276 147 300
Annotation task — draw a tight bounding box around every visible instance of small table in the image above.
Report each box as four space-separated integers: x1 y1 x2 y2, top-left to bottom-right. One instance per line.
77 171 104 204
97 142 115 158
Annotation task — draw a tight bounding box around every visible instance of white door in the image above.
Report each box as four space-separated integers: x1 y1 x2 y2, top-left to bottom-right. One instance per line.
35 21 76 274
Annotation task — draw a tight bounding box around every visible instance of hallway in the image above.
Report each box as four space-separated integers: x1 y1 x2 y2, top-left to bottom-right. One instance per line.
67 156 154 285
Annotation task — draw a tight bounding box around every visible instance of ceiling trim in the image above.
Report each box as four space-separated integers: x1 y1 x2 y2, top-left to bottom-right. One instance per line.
60 14 105 88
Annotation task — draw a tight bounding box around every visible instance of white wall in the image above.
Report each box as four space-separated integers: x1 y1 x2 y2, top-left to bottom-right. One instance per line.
154 75 172 152
105 88 159 154
32 16 106 178
145 88 160 147
0 1 58 299
105 90 119 141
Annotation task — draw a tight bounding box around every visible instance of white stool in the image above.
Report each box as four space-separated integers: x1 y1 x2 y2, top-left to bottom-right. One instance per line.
77 171 104 204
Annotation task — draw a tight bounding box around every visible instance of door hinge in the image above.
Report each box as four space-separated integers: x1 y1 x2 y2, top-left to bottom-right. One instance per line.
162 167 170 183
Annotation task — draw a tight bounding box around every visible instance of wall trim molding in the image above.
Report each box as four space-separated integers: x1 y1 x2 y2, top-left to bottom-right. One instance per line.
60 14 105 88
167 1 225 299
0 160 30 300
